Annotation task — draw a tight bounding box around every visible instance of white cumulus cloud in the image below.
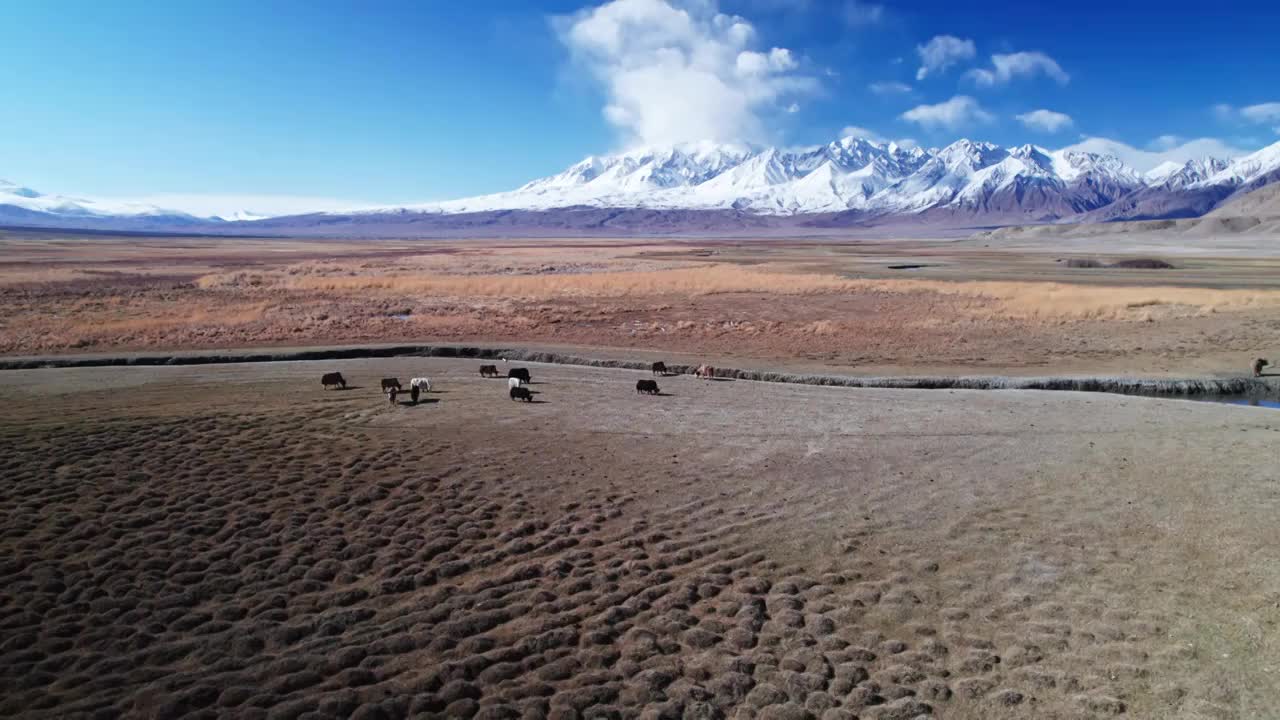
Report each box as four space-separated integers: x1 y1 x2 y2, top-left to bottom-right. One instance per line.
1015 109 1074 133
559 0 817 147
966 51 1069 87
868 81 912 95
915 35 975 81
900 95 993 130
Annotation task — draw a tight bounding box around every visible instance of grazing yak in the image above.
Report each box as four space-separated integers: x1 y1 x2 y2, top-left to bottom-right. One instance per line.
508 368 531 385
381 378 402 393
387 387 399 405
1254 358 1270 377
636 379 660 395
479 364 500 378
321 372 346 390
410 377 431 392
651 361 667 376
694 364 716 379
510 386 533 402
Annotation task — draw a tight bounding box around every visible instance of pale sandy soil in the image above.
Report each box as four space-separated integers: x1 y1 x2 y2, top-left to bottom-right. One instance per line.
3 232 1280 378
2 358 1278 719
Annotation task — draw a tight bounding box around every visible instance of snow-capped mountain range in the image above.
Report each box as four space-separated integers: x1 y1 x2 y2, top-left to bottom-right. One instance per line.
0 179 202 222
0 179 252 227
398 136 1280 222
4 136 1280 234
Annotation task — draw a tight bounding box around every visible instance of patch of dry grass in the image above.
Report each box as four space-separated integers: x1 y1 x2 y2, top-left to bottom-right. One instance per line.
887 279 1280 320
196 264 1280 322
61 302 272 336
199 264 853 296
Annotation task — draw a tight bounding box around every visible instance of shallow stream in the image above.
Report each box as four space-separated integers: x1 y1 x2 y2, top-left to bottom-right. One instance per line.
1188 395 1280 409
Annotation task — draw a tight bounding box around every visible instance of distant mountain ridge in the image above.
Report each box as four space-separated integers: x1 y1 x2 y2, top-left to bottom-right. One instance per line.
382 137 1280 226
4 136 1280 236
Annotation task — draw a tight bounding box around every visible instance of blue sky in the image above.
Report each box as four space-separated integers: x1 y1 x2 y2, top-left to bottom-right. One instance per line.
3 0 1279 214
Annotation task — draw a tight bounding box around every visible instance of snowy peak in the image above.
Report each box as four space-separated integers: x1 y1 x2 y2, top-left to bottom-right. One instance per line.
1155 157 1231 188
935 139 1007 175
1201 141 1280 187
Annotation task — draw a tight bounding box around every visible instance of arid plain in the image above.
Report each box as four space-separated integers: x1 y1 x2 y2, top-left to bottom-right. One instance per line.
4 230 1280 376
2 230 1280 720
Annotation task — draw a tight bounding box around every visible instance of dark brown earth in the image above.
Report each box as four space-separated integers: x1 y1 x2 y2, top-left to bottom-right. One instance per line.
2 358 1278 719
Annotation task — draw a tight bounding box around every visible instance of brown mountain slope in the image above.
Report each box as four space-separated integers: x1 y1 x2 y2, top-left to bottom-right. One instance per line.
1209 181 1280 218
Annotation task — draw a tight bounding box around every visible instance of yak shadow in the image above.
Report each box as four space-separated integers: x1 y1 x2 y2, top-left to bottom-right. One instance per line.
329 385 363 391
653 391 676 397
1259 371 1277 378
706 377 735 382
396 398 440 406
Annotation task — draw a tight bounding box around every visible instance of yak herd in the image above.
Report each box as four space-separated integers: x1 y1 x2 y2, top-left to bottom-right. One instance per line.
326 357 1272 405
319 360 716 406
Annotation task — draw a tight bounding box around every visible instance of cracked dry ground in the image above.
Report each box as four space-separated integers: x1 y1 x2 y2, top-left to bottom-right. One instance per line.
2 360 1278 719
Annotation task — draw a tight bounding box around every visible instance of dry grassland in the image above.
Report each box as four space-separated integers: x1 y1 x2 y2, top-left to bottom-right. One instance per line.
3 234 1280 377
196 263 1280 322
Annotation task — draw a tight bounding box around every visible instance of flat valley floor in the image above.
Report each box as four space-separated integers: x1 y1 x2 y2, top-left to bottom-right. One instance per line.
5 232 1280 377
3 358 1278 719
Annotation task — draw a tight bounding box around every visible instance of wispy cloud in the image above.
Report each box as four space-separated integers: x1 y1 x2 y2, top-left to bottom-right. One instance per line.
915 35 975 81
558 0 817 147
1242 102 1280 131
1147 134 1185 151
1214 102 1280 133
842 0 884 26
1208 101 1280 133
840 125 884 141
1015 109 1073 133
901 95 993 130
1064 136 1251 173
966 51 1069 87
868 81 912 95
840 125 917 148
